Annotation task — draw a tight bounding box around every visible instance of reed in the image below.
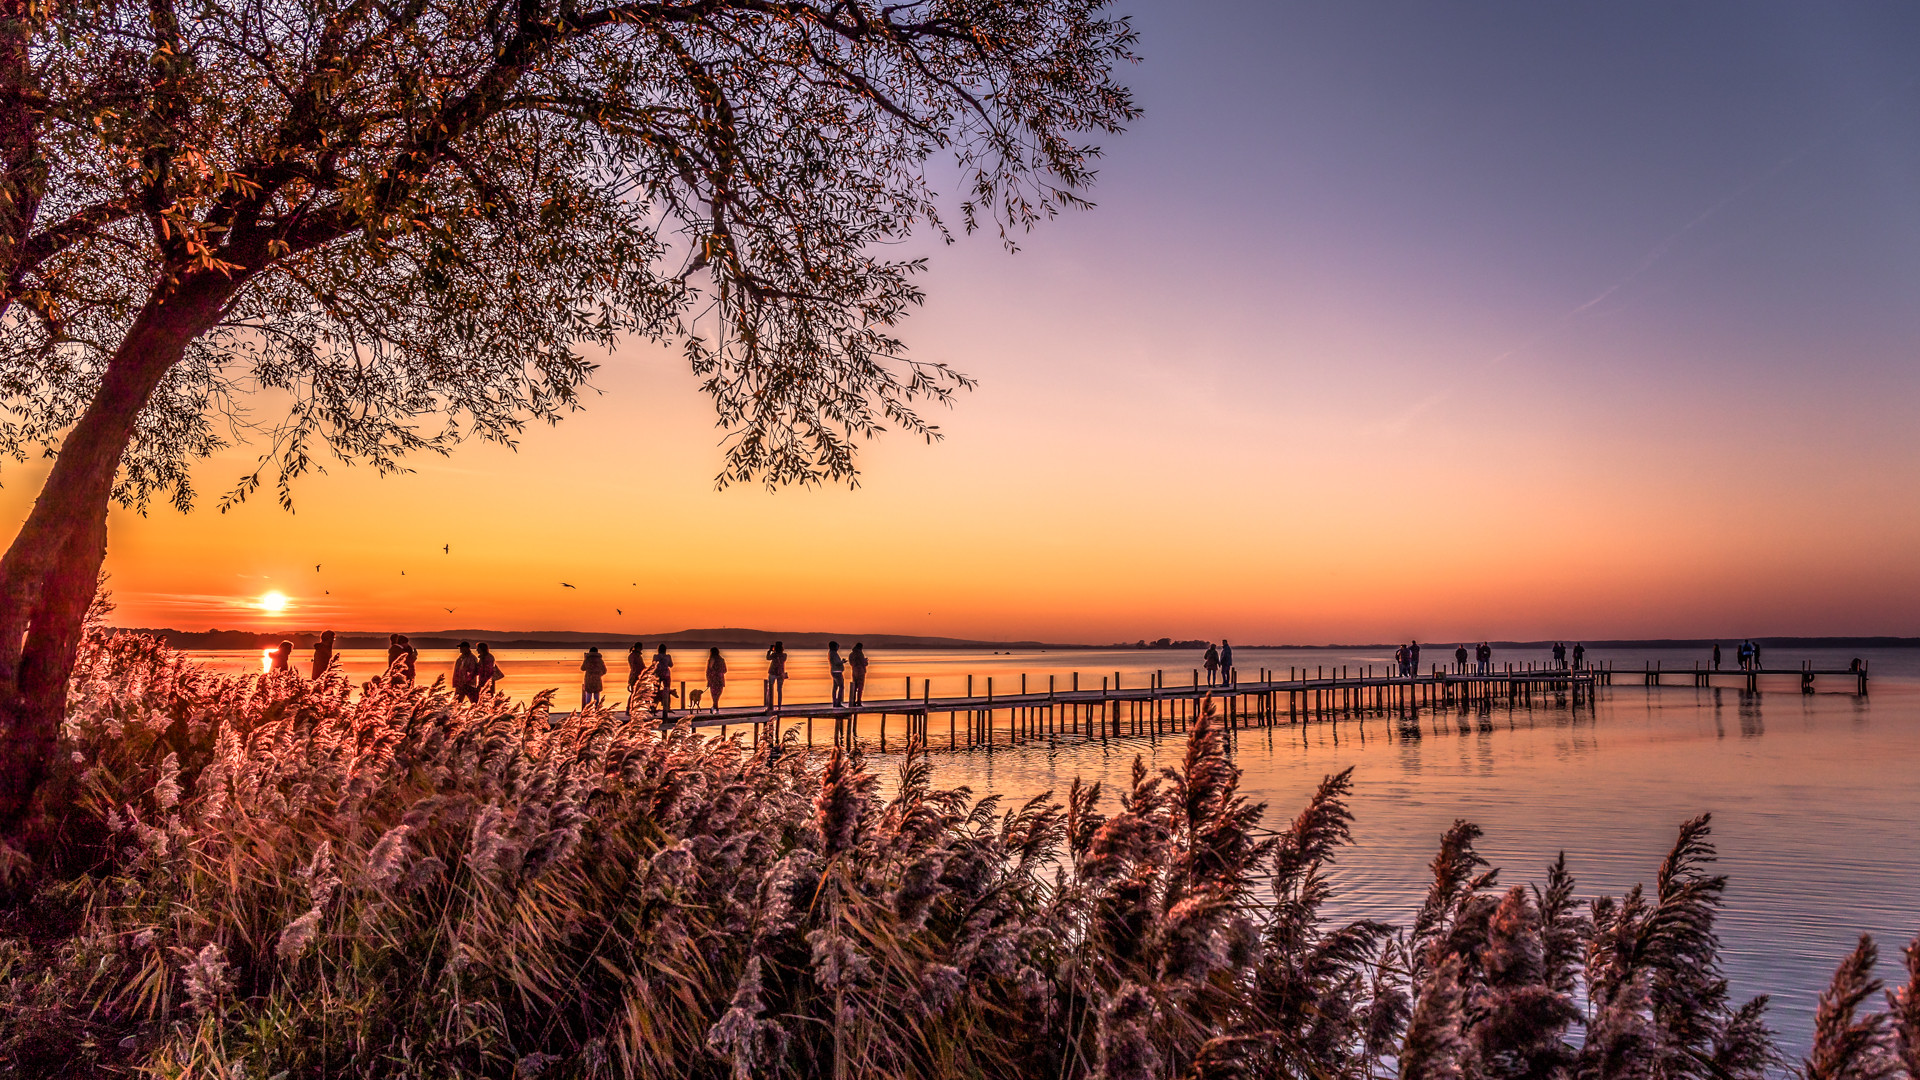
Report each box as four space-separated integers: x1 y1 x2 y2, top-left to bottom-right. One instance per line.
0 631 1915 1079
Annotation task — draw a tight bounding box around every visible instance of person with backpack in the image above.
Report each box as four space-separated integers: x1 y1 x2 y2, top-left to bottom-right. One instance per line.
580 646 608 709
476 642 503 696
453 641 481 703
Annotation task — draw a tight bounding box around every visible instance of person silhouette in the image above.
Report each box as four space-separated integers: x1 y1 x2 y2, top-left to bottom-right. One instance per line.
653 643 675 713
1454 644 1468 673
269 639 294 673
848 642 869 706
453 641 480 703
1572 642 1585 669
828 641 846 707
626 642 647 695
580 646 607 710
706 647 728 711
1203 643 1220 685
1713 643 1722 670
766 641 788 707
385 633 407 676
310 629 336 680
1220 640 1235 685
398 635 417 684
476 642 502 696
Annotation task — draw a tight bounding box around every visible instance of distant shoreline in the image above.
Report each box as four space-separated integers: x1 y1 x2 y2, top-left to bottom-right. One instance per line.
107 626 1920 652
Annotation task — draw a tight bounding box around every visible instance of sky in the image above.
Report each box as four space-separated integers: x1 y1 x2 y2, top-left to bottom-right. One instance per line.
6 0 1920 644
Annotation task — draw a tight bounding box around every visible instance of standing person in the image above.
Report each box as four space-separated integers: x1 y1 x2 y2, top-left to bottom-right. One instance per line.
766 641 789 707
849 642 869 706
310 629 336 680
580 646 608 710
1552 642 1566 669
1478 642 1492 675
1220 640 1235 685
1394 644 1407 677
1454 644 1468 673
1203 643 1220 685
828 641 846 707
626 642 647 695
1751 641 1762 670
1737 640 1750 671
1572 642 1585 669
1713 643 1722 670
654 643 675 713
385 633 407 676
453 641 481 702
705 647 728 711
398 635 418 684
476 642 502 696
269 640 294 673
1409 640 1420 674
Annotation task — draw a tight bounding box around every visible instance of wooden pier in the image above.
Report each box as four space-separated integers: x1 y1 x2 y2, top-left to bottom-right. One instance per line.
598 656 1868 752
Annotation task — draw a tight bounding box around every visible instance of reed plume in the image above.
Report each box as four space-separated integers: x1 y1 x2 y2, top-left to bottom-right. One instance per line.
0 633 1903 1080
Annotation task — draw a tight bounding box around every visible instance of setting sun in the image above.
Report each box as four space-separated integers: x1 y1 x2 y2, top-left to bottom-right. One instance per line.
258 591 288 614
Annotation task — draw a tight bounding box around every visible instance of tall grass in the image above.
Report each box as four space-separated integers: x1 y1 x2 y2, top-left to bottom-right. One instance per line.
1 631 1915 1079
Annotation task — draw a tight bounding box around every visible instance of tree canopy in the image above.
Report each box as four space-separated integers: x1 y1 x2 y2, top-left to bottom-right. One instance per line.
0 0 1137 508
0 0 1136 840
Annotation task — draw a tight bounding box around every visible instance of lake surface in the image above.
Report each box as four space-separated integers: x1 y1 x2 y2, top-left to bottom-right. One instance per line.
184 641 1920 1055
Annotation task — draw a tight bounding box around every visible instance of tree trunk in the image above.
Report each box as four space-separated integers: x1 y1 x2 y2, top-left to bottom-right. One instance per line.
0 273 234 845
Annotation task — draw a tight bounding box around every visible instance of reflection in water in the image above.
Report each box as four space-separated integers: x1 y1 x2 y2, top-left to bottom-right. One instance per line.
1740 690 1765 737
865 683 1920 1060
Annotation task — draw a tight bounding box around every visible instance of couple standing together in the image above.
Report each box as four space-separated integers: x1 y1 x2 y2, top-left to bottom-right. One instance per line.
449 640 505 701
1201 640 1234 685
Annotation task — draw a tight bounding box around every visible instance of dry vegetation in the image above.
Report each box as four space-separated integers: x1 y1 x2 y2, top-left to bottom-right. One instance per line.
1 631 1916 1079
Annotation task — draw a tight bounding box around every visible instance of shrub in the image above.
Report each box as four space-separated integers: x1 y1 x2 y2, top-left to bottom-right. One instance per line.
0 632 1914 1079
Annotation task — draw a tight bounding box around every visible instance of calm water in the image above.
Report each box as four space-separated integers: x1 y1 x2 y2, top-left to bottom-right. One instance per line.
187 642 1920 1054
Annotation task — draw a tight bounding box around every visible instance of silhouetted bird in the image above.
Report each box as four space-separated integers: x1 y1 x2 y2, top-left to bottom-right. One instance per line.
444 607 455 613
443 544 450 554
315 564 321 571
616 608 623 615
561 582 576 589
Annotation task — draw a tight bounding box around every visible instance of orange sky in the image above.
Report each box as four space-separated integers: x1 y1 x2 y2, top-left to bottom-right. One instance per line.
9 227 1917 644
7 4 1920 644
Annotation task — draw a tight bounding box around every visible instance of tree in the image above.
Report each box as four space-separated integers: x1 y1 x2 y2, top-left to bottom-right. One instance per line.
0 0 1137 840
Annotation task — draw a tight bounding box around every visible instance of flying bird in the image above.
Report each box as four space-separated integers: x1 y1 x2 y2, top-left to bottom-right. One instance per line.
443 544 450 554
444 607 455 613
561 582 576 589
324 590 331 595
314 564 321 572
616 608 623 615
